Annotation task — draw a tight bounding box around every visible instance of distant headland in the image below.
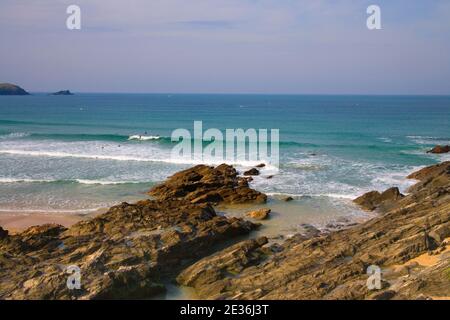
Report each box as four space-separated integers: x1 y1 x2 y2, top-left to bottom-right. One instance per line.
51 90 74 96
0 83 30 95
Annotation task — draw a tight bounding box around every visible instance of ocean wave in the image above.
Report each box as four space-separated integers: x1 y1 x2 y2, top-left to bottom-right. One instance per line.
0 129 317 148
0 178 55 183
27 133 171 143
0 149 278 170
407 135 450 145
128 135 161 141
378 137 393 143
0 132 30 140
0 207 103 214
0 177 148 185
282 162 327 171
74 179 146 185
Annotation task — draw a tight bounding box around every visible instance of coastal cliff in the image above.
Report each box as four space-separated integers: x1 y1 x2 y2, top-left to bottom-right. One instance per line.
0 83 29 95
0 163 449 299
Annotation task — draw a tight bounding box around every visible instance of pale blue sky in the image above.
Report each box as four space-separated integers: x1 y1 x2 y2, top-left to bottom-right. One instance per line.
1 0 450 94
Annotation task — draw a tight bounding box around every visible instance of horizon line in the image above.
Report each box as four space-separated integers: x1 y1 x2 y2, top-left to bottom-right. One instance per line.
26 91 450 97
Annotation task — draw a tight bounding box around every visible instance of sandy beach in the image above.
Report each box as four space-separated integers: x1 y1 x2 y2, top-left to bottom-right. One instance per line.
0 210 104 233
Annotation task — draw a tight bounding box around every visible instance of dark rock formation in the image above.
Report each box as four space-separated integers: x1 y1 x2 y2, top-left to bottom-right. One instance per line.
176 162 450 300
0 226 8 239
0 83 29 95
243 168 260 176
51 90 74 96
177 237 270 298
0 199 258 299
427 145 450 154
149 164 267 205
353 187 404 211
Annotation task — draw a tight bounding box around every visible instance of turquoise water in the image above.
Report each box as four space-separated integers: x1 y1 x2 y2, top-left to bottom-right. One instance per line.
0 94 449 214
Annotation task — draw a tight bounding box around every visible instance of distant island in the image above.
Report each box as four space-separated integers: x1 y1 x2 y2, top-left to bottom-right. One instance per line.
0 83 29 95
51 90 74 95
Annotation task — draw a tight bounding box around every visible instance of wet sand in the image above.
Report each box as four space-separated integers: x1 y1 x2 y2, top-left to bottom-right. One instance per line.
0 209 106 233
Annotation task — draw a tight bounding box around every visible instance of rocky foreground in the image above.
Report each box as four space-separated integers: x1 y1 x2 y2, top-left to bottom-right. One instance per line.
177 162 450 300
0 163 449 300
0 165 263 299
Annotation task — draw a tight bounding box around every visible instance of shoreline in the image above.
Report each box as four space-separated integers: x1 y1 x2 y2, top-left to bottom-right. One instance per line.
0 209 106 233
0 193 369 239
0 162 449 300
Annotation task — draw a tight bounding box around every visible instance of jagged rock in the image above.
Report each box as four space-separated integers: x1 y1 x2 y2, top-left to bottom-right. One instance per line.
246 208 271 220
175 162 450 300
407 162 450 195
177 237 268 298
0 198 258 299
255 163 266 168
408 162 450 181
0 227 8 240
353 191 381 211
0 83 29 95
299 224 321 238
353 187 404 211
369 290 396 300
243 168 260 176
427 145 450 154
149 164 266 205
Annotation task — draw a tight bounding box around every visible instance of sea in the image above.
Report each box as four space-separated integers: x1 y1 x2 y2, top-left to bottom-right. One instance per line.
0 93 449 235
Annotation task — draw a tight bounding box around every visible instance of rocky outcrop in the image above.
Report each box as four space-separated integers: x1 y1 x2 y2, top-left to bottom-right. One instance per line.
149 164 267 205
176 237 269 298
1 162 449 300
51 90 74 96
0 198 258 299
243 168 260 176
427 145 450 154
0 226 8 239
353 187 404 211
0 83 29 95
176 162 450 300
246 208 271 220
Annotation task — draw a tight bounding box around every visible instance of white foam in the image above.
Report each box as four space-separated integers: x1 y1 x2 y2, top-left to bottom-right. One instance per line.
74 179 144 185
0 178 54 183
0 177 147 185
0 207 102 214
128 135 161 141
0 148 278 170
407 135 450 145
378 137 392 143
265 192 357 200
0 132 30 140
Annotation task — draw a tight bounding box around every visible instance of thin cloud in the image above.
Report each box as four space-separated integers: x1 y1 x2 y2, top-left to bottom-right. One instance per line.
175 20 236 29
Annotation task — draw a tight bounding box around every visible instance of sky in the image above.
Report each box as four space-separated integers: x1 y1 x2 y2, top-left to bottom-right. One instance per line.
1 0 450 94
